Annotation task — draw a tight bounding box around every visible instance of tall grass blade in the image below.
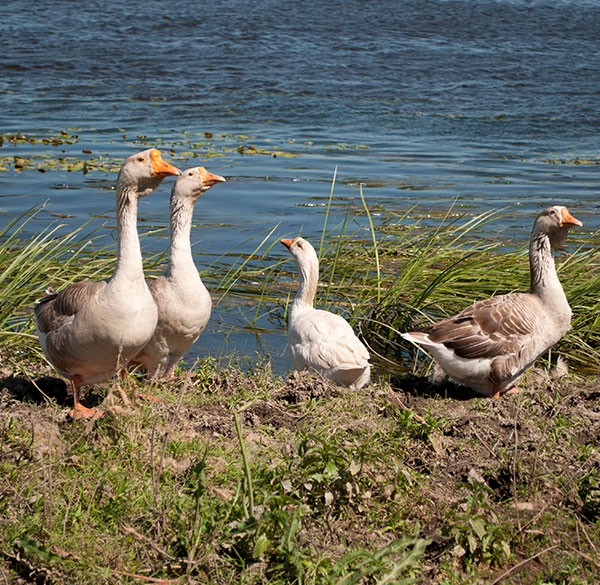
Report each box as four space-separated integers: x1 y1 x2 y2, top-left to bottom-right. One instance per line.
318 165 338 260
358 183 381 304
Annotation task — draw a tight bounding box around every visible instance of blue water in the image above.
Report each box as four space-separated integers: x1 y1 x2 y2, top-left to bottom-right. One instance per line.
1 0 599 370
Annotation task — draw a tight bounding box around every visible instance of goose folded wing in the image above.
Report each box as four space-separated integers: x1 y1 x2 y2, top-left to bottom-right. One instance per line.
422 293 537 360
34 281 106 334
294 311 369 371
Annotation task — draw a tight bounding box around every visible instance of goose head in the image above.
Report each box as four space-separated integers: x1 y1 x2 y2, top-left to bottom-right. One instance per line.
281 236 318 268
533 205 583 248
117 148 181 198
176 166 227 200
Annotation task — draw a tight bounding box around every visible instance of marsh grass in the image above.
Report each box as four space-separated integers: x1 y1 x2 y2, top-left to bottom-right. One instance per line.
359 212 600 373
2 203 600 584
3 201 600 375
243 201 600 375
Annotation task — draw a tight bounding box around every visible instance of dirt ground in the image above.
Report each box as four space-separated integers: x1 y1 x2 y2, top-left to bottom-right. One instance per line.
1 360 600 583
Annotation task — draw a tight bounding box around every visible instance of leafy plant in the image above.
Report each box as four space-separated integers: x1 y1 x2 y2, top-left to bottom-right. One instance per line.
325 536 430 585
394 408 447 442
578 468 600 521
448 483 512 570
292 432 364 513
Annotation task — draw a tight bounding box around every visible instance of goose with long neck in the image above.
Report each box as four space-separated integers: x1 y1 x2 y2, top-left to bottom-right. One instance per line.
34 148 180 419
402 206 582 397
131 166 226 379
281 236 370 389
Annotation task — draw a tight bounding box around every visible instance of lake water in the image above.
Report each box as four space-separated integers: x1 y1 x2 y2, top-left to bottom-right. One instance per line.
1 0 599 370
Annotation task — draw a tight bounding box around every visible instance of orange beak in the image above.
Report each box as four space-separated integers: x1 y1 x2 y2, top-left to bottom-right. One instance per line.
150 149 181 178
198 167 226 187
280 237 299 249
561 207 583 227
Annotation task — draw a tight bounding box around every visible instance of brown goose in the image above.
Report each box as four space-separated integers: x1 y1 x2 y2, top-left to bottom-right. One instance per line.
34 148 181 419
402 206 582 397
131 166 226 379
281 236 371 389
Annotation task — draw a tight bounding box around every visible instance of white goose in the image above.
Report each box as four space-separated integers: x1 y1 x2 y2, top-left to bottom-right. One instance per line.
402 205 582 397
34 148 181 419
131 166 226 379
281 236 371 389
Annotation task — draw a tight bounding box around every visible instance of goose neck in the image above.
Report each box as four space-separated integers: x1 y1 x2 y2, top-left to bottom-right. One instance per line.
166 194 197 278
113 185 144 284
528 231 566 303
293 255 319 309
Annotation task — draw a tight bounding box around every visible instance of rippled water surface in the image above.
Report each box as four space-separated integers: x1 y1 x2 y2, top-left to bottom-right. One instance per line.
2 0 599 367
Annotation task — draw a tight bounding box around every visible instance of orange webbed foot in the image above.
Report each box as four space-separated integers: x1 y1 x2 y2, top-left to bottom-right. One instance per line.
135 392 161 402
69 403 104 421
490 385 520 399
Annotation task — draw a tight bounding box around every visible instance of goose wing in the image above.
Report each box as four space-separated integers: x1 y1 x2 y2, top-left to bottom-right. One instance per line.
420 292 537 359
290 309 369 372
34 281 106 334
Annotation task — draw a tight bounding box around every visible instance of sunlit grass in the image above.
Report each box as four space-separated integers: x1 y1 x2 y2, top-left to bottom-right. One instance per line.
2 201 600 375
227 201 600 374
2 203 600 584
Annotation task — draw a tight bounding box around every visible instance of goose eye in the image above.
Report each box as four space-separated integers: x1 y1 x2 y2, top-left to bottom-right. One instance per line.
549 209 557 215
137 156 145 162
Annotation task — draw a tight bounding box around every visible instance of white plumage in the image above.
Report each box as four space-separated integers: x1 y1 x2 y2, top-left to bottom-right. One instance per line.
281 236 370 389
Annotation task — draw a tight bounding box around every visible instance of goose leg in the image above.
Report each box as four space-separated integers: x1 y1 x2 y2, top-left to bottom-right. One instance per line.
490 385 520 399
120 368 161 403
69 374 104 420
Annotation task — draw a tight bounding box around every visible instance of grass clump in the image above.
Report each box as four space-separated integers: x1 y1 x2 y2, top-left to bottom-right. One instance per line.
255 203 600 376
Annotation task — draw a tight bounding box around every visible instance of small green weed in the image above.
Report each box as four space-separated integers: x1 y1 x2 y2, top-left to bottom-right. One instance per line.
577 468 600 522
447 483 512 570
395 408 447 442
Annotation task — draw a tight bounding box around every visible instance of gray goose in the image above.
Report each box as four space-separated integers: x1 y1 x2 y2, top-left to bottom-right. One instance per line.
281 236 371 389
131 166 226 379
402 205 582 397
34 148 180 419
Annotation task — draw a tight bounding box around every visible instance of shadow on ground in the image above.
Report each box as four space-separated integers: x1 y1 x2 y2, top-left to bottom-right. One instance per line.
389 373 479 401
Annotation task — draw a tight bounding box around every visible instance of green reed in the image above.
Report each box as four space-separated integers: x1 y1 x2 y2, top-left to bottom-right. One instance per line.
2 201 599 373
245 200 600 373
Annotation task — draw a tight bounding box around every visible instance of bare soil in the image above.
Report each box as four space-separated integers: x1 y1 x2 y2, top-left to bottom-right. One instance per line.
1 361 600 584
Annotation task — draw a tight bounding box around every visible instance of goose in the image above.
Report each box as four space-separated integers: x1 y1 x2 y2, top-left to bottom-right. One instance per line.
131 166 226 379
34 148 181 419
401 205 582 397
281 236 370 389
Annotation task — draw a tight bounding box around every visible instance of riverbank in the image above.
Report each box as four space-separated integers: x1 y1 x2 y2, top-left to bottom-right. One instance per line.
1 359 600 584
2 206 600 583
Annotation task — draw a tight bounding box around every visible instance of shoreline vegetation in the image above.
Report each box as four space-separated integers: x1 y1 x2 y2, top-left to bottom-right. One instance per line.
2 201 600 583
3 200 600 373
